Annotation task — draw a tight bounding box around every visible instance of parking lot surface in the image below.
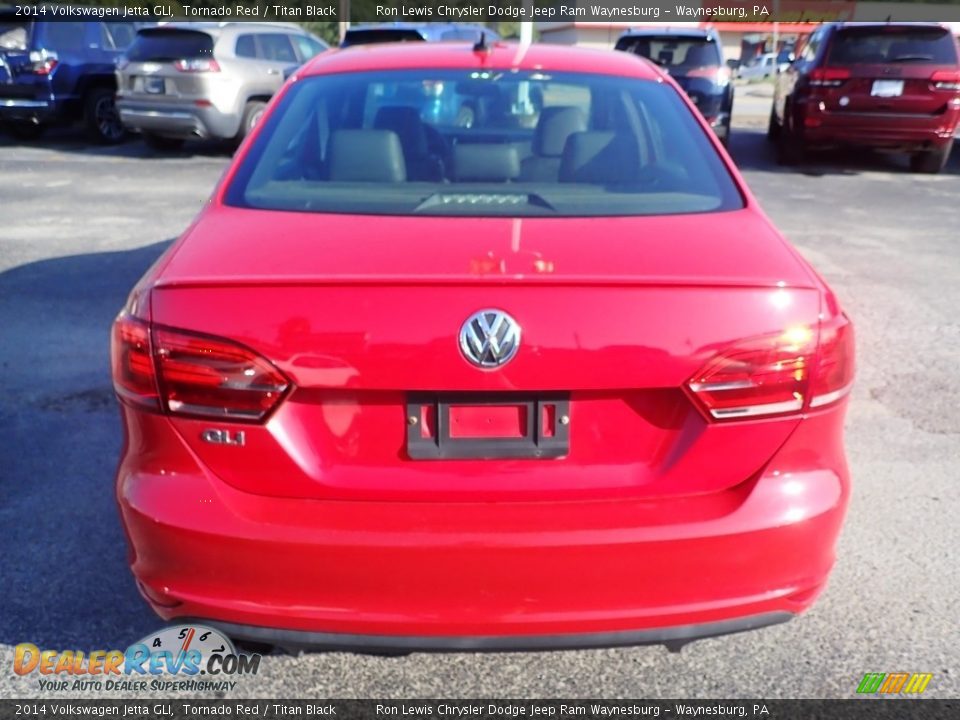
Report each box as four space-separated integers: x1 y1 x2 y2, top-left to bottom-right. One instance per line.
2 99 959 698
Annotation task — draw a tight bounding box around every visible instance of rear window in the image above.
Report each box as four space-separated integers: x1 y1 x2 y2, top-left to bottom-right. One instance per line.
827 26 958 65
127 29 214 62
616 36 722 70
0 19 28 51
225 70 743 218
342 29 424 47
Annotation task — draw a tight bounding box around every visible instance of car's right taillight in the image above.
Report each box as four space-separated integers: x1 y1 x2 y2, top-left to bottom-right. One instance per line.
111 313 290 423
931 70 960 91
688 315 854 421
27 50 58 75
173 58 220 73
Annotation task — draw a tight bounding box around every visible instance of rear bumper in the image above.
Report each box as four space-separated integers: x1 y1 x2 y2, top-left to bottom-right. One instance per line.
799 102 959 150
117 99 238 140
116 404 850 647
0 97 56 122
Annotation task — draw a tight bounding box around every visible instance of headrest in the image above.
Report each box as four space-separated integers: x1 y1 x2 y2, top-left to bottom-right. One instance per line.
374 106 428 155
328 130 406 182
451 144 520 182
684 45 713 67
559 131 640 184
533 106 587 158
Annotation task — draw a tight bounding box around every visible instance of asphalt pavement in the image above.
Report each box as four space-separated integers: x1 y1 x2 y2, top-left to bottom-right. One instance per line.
1 93 958 699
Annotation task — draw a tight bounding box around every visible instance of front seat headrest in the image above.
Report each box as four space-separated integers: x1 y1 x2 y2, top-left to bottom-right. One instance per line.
328 130 407 182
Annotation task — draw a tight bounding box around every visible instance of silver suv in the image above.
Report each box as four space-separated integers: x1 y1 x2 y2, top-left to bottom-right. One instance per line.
116 22 326 150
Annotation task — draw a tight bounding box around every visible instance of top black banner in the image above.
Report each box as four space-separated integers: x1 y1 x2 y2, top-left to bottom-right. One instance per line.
5 1 960 23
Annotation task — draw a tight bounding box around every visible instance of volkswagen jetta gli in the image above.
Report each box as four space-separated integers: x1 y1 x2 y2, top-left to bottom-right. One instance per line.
112 42 855 652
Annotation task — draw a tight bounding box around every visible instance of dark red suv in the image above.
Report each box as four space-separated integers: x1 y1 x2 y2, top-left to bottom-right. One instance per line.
770 22 960 172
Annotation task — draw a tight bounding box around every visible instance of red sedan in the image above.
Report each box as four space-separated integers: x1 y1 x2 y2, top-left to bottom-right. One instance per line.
112 41 855 652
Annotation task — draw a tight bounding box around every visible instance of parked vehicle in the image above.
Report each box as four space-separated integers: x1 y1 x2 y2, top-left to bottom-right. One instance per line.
112 42 855 652
770 22 960 172
738 53 777 80
615 28 733 144
0 14 149 142
342 22 499 48
115 22 327 150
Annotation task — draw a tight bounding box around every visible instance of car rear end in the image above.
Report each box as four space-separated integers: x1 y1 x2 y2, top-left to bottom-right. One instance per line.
117 25 240 141
0 16 59 126
798 24 960 157
615 32 732 143
112 46 854 651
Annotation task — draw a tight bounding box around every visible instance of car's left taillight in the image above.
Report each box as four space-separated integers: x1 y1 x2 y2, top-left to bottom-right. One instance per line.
27 50 58 75
111 313 290 422
173 58 220 73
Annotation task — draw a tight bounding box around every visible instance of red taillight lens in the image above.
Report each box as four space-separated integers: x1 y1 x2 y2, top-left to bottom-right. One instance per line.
110 314 290 422
173 58 220 73
111 313 159 410
809 314 855 408
688 326 815 420
931 70 960 91
153 327 288 421
688 317 855 421
686 66 732 85
809 67 851 87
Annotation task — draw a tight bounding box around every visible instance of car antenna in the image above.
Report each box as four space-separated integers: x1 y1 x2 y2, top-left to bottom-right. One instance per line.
473 32 490 53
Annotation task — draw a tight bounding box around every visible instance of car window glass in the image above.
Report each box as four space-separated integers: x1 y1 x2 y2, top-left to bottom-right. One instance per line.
236 34 257 58
41 22 86 53
257 33 297 63
102 22 136 50
0 21 28 50
127 29 214 61
293 35 325 60
617 37 721 69
226 70 743 218
800 31 821 62
827 27 957 65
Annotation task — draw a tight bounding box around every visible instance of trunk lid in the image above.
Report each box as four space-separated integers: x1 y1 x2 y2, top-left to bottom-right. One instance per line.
149 209 820 503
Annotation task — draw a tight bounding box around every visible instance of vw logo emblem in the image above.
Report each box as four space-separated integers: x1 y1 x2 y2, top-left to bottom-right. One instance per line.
459 309 521 369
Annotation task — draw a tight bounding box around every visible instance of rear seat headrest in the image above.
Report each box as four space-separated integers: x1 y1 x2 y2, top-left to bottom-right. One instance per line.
328 129 406 182
533 106 587 158
559 131 641 184
451 144 520 182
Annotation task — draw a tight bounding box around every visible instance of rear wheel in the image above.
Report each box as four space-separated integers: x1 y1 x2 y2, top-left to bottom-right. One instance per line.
142 132 186 152
84 87 125 144
236 100 267 144
3 120 45 140
776 112 805 166
766 106 781 142
909 141 953 174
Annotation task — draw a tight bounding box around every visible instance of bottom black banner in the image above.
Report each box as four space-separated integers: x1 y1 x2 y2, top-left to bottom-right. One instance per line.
2 700 958 720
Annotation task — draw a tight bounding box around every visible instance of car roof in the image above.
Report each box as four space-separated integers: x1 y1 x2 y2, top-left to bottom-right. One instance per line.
297 41 663 80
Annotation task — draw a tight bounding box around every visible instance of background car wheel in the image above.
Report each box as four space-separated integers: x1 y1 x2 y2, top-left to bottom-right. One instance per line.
776 116 804 166
909 142 952 174
3 120 45 140
84 87 125 144
766 107 781 142
142 133 186 152
237 100 267 143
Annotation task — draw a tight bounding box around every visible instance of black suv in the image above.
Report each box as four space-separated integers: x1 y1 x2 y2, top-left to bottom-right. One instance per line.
615 28 733 145
0 12 151 142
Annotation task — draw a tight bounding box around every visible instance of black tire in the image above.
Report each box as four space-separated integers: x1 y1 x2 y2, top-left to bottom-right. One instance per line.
909 141 952 174
84 87 125 144
237 100 267 143
142 132 186 152
766 106 781 142
3 120 45 140
776 109 805 166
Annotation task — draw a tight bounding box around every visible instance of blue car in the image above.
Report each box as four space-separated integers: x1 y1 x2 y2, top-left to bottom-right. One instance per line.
0 13 151 142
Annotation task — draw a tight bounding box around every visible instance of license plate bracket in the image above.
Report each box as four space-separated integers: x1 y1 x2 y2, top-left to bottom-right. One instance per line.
406 393 570 460
144 76 165 94
871 79 904 98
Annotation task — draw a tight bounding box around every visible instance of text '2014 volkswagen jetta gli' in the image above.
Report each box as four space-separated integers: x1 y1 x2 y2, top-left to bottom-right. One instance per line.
112 42 854 652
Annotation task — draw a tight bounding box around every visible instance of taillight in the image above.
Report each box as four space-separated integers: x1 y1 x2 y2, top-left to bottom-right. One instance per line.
111 314 159 410
173 58 220 73
809 67 851 88
27 50 58 75
688 317 854 421
686 66 731 86
809 314 855 408
110 314 290 422
931 70 960 91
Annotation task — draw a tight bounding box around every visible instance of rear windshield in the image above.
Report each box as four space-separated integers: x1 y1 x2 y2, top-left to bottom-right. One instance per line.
225 70 743 218
827 26 958 65
126 29 214 62
0 20 29 51
616 36 722 70
342 29 424 47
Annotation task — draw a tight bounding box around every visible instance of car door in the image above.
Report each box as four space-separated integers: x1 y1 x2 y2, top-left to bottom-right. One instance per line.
776 27 823 123
253 32 298 93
